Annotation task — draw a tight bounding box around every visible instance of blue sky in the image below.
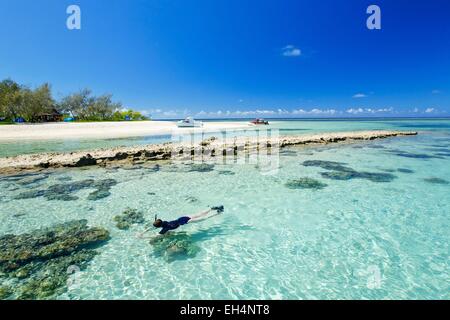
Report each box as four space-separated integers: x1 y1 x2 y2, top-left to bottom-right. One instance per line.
0 0 449 118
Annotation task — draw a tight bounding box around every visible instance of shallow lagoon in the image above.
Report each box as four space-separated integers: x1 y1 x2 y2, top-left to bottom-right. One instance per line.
0 119 449 299
1 118 450 158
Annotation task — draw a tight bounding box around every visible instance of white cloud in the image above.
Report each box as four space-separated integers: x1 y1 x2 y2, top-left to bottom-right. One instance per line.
162 111 178 116
425 108 435 113
346 108 365 114
376 107 394 113
282 45 301 57
232 109 278 116
352 93 367 98
292 108 338 115
346 107 393 115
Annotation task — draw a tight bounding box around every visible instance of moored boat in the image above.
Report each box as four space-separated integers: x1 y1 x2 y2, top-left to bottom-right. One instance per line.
250 118 269 125
177 117 203 128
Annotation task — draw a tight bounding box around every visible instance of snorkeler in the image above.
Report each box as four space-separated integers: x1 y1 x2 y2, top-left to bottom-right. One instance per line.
138 206 224 238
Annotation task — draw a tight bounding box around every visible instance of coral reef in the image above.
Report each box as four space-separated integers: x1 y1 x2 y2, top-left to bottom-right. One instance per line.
0 220 110 299
280 150 298 156
150 232 200 263
302 160 396 183
397 168 414 174
185 196 199 203
285 178 328 190
320 170 396 183
386 150 442 159
0 286 12 300
0 131 418 174
15 179 117 201
15 174 49 186
303 160 354 172
113 208 145 230
188 163 215 172
217 170 235 175
423 177 449 185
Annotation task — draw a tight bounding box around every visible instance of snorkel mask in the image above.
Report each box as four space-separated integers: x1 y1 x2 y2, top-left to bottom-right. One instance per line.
151 214 162 228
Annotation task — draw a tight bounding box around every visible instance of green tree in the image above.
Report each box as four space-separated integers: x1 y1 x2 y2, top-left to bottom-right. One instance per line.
86 94 121 120
59 89 122 121
111 109 148 121
58 89 94 120
19 83 54 122
0 79 22 120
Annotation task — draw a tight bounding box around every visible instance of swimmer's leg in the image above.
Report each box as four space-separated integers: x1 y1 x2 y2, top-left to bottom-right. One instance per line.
189 209 212 222
189 208 223 223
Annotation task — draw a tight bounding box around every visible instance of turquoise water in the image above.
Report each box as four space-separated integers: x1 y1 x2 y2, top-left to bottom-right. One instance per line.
0 119 449 299
2 118 450 158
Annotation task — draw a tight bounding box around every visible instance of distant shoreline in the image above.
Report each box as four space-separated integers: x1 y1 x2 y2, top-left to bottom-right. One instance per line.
154 117 450 121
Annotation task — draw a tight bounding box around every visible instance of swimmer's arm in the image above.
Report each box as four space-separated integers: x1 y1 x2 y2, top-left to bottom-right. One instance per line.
136 226 167 239
136 225 155 238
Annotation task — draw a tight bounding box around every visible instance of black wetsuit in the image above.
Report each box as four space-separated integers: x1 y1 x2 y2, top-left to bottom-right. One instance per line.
159 216 191 235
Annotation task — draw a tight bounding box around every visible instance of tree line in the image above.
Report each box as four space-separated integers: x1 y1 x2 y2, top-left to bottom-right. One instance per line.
0 79 148 122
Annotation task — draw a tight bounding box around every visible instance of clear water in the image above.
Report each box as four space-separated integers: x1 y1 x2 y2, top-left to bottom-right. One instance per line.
0 119 449 299
2 118 450 158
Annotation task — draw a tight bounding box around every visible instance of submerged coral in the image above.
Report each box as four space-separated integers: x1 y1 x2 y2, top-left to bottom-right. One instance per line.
217 170 235 175
0 286 12 300
285 178 328 190
303 160 396 183
320 171 357 181
188 163 215 172
302 160 354 172
146 164 161 172
0 172 45 183
423 177 449 185
0 220 110 300
150 232 200 263
14 178 117 202
185 196 199 203
113 208 145 230
87 189 111 201
322 171 396 182
15 174 49 186
434 152 450 157
397 168 414 174
385 150 442 159
280 150 298 156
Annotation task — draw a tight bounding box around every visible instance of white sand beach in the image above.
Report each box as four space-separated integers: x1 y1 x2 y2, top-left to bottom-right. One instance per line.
0 121 250 142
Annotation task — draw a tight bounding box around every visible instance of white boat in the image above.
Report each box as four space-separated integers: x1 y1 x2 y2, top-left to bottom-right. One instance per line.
177 117 203 128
